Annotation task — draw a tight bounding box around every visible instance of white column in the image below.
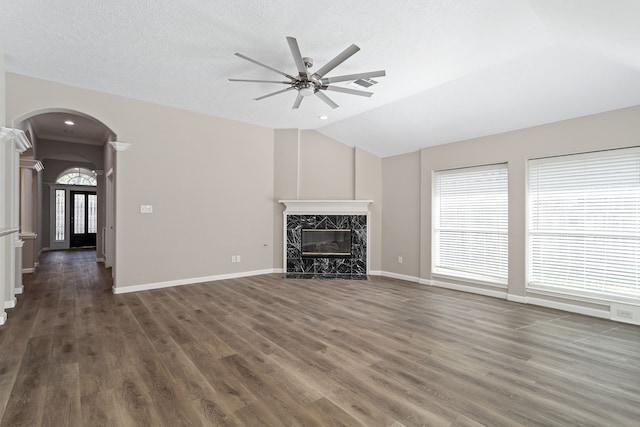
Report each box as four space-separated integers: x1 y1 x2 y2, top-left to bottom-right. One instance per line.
0 127 32 323
19 160 43 273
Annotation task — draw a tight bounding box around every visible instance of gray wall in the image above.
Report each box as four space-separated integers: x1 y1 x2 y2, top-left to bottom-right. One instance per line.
273 130 383 272
381 105 640 310
8 73 275 290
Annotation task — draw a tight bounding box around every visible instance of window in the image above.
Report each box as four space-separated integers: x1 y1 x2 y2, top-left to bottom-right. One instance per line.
56 167 97 186
433 164 508 285
55 189 65 241
528 147 640 301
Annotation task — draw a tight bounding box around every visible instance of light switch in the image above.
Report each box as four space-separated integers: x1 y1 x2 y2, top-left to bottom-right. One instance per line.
140 205 153 214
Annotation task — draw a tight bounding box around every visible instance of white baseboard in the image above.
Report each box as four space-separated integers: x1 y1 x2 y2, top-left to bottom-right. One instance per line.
22 268 35 274
0 312 6 325
525 296 610 319
113 268 281 295
376 271 421 283
96 257 105 263
380 272 611 321
428 279 508 299
14 286 23 295
4 297 17 309
507 294 528 304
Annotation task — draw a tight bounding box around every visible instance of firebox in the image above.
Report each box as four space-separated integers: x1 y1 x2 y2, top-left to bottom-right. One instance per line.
301 229 351 258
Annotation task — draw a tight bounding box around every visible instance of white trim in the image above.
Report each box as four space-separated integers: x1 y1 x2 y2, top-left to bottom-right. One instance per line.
0 312 6 326
22 268 35 274
18 232 37 240
428 279 509 299
279 199 372 215
20 159 44 171
109 141 131 151
14 286 24 295
383 274 613 321
507 294 528 304
0 227 19 237
376 270 421 283
525 297 610 319
112 269 281 294
0 127 31 152
96 257 105 263
4 297 17 309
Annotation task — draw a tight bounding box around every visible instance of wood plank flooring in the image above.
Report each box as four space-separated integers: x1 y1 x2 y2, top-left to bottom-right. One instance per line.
1 249 639 426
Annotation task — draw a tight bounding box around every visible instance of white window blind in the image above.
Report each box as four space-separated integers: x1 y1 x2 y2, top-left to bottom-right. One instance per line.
433 164 508 285
528 148 640 301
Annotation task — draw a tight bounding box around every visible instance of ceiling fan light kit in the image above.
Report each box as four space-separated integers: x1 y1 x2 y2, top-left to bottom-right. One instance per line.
230 36 385 110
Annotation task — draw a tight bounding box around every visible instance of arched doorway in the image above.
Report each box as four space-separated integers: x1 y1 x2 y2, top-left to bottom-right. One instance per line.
12 109 118 274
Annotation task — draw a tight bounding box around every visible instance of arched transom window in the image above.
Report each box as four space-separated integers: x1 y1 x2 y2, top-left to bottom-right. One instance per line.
56 167 97 186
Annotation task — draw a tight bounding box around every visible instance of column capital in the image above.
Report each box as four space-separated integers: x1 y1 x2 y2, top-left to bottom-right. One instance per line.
109 141 131 151
19 159 44 171
0 127 31 153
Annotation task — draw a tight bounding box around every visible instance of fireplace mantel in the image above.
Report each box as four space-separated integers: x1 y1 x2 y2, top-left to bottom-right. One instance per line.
279 200 372 215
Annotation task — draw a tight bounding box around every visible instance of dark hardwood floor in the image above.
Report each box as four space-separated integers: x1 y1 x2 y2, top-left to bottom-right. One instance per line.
1 249 639 426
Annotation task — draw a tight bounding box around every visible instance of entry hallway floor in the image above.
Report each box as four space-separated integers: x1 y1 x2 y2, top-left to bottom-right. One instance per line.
1 249 639 426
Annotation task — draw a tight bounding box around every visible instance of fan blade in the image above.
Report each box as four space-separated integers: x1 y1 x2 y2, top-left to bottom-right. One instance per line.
286 36 308 79
229 79 291 84
234 53 295 80
254 87 295 100
321 70 386 85
315 91 339 109
312 44 360 79
324 85 373 97
292 94 304 109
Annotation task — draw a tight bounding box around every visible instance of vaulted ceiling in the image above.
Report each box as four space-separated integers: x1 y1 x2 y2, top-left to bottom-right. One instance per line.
2 0 639 157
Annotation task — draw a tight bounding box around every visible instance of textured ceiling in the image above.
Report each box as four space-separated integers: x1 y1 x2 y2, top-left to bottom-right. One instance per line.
1 0 639 157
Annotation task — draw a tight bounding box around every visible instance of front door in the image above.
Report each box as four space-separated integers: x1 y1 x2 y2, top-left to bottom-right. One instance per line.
70 191 97 247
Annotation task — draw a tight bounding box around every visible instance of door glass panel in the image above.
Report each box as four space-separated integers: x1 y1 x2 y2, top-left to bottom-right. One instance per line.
55 190 65 241
74 194 85 234
88 194 98 233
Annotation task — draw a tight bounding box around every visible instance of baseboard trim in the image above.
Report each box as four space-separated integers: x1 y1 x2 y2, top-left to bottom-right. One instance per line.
22 268 35 274
376 271 421 283
382 273 610 320
507 294 528 304
428 279 509 299
0 312 6 325
14 286 23 295
4 297 17 309
525 296 610 319
113 268 281 294
96 257 105 263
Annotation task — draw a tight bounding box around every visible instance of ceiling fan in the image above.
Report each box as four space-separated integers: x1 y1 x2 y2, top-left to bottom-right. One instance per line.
229 36 385 110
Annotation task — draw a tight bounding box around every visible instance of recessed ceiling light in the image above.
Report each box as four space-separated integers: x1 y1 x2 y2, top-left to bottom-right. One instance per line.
319 115 328 120
64 120 75 126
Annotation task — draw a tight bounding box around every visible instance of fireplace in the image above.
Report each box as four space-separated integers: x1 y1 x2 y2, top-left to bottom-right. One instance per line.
279 200 372 279
302 229 351 258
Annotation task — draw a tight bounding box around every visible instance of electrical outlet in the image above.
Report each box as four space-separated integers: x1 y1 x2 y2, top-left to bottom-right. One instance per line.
611 303 640 325
398 256 403 264
231 256 237 263
237 255 241 263
616 309 633 320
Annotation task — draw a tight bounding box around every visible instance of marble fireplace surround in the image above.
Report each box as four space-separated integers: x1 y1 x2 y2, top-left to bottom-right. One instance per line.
280 200 372 279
